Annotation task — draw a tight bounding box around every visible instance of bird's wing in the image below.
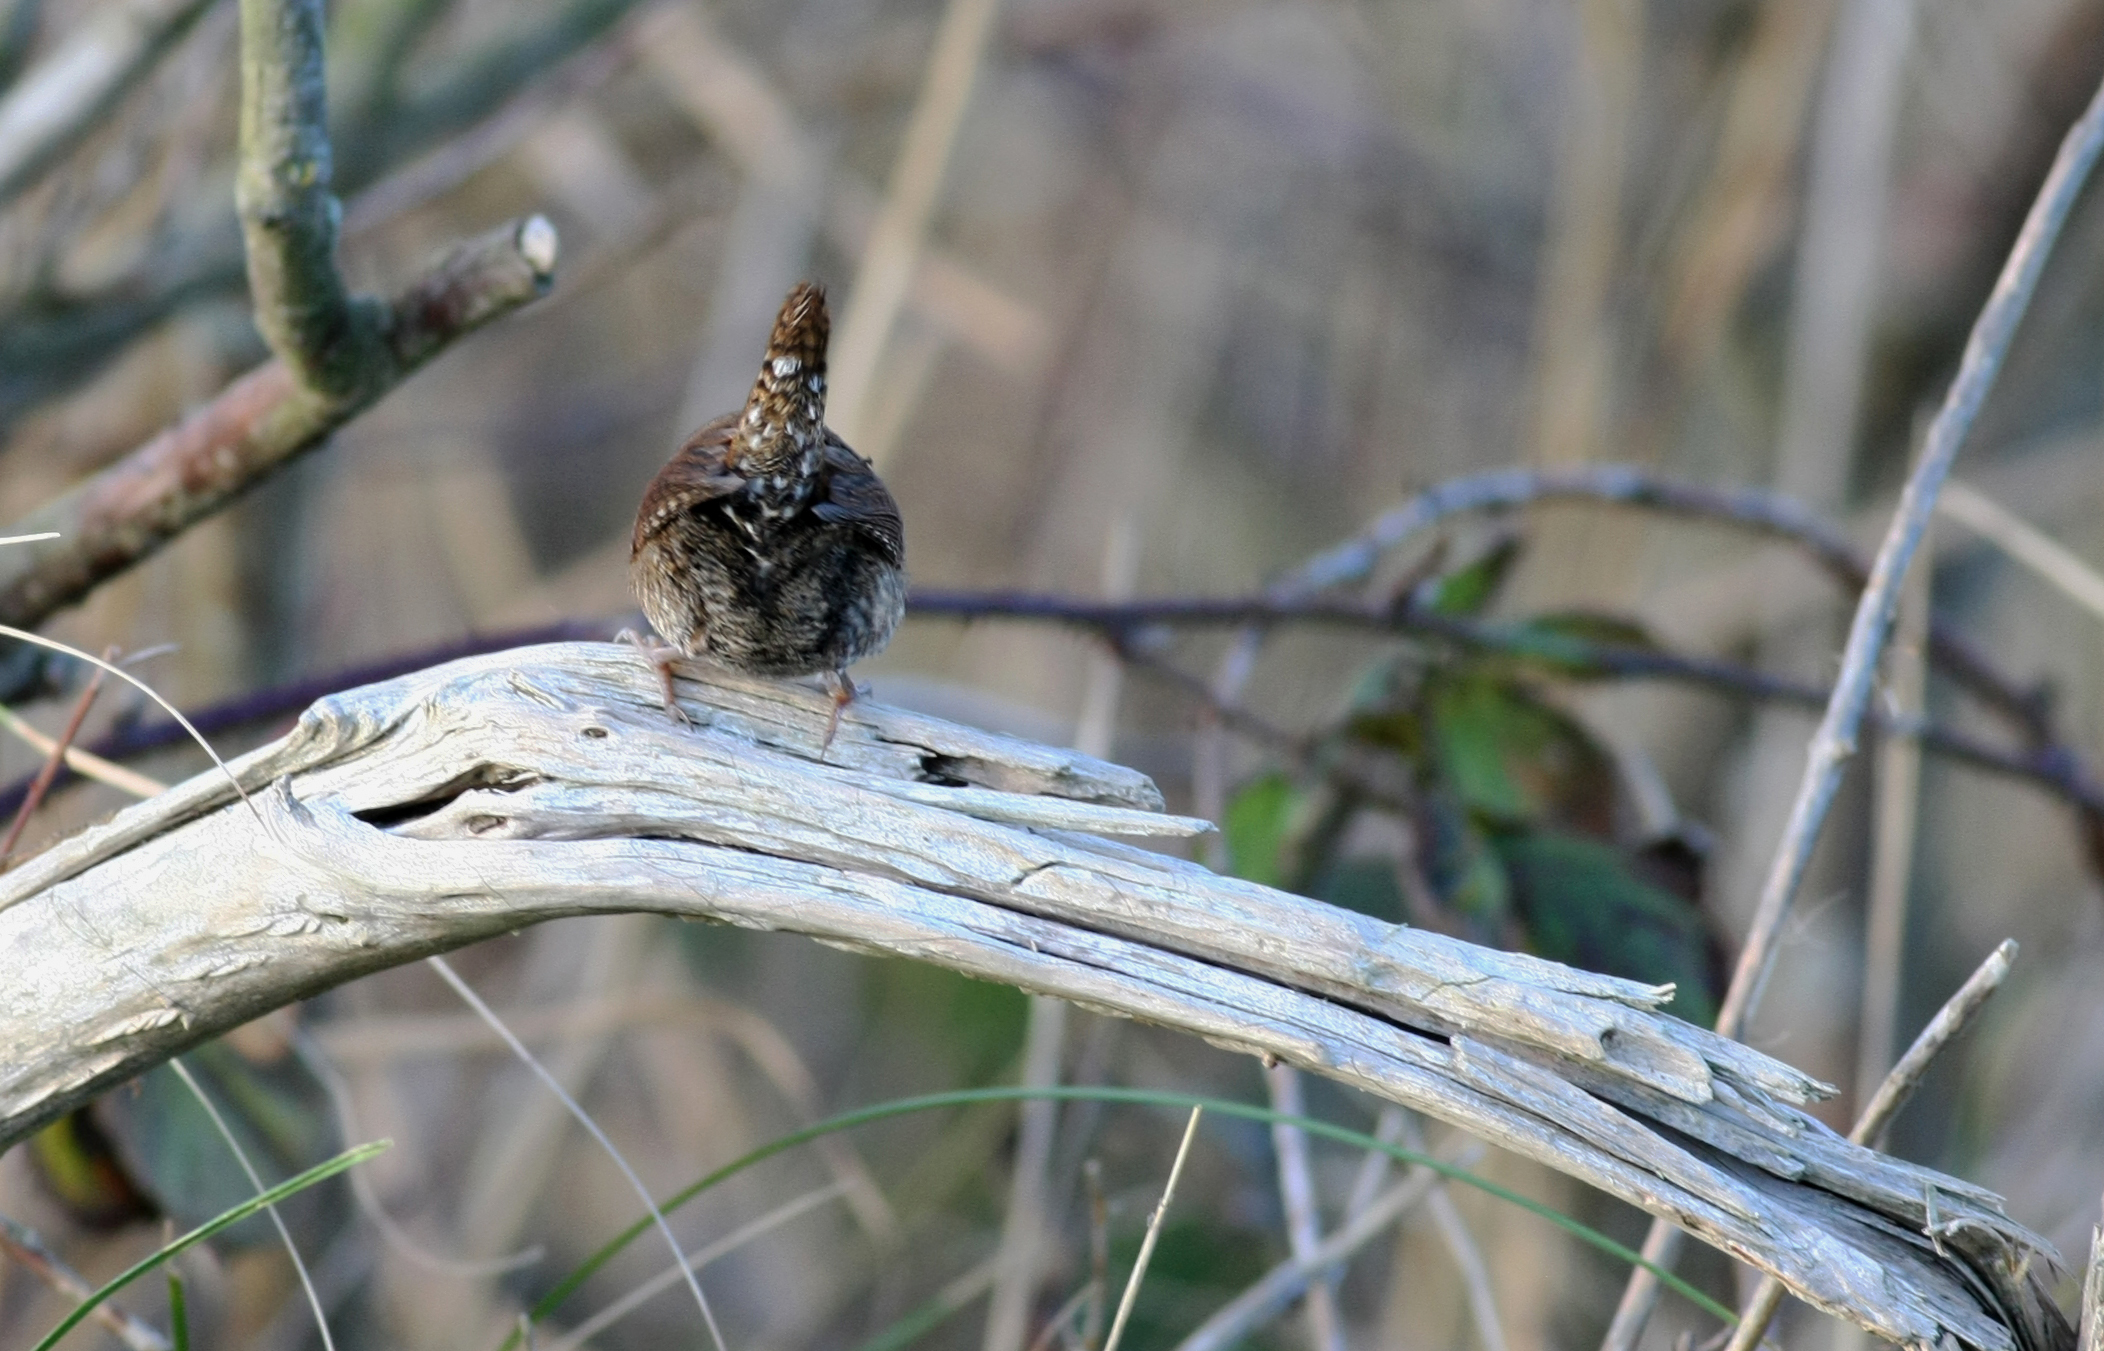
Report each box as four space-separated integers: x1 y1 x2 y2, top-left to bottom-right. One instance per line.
632 414 747 552
813 432 905 566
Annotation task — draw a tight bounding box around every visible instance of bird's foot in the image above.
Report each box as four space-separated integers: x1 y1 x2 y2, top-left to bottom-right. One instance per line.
820 670 862 760
616 628 694 726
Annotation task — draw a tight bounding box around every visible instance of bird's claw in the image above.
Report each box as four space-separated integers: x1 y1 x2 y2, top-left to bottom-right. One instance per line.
616 629 693 726
819 671 860 761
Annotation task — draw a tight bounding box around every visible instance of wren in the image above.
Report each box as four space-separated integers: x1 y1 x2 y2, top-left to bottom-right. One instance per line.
629 283 906 746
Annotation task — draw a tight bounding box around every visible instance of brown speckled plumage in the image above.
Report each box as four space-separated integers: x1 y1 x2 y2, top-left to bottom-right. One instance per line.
630 283 906 685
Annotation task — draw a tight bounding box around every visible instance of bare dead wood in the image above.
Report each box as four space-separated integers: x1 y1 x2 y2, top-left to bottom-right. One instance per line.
0 642 2070 1351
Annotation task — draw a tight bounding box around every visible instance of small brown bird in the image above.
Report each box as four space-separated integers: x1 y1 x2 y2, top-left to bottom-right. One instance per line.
630 283 906 744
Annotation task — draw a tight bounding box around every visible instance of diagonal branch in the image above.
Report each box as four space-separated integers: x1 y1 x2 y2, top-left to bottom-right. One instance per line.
0 642 2072 1351
0 0 561 630
0 215 555 627
1606 62 2104 1350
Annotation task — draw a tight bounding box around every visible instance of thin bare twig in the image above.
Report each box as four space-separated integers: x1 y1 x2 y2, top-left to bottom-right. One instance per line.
985 996 1070 1351
1856 550 1927 1107
0 1212 171 1351
1721 940 2017 1351
1217 465 2045 742
0 646 110 867
1718 68 2104 1048
0 215 556 628
1266 1065 1347 1351
235 0 379 395
1172 1138 1489 1351
1400 1113 1508 1351
1084 1159 1108 1351
910 590 2104 817
1102 1106 1202 1351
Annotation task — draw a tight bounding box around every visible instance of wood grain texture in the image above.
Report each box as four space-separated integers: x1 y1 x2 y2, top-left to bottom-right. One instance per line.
0 643 2069 1351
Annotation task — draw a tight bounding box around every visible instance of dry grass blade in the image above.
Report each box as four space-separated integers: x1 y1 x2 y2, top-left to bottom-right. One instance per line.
291 1032 545 1278
424 955 730 1351
167 1058 337 1351
1265 1066 1345 1351
826 0 1002 451
0 0 215 205
547 1182 851 1351
1102 1105 1201 1351
0 647 111 867
0 702 169 799
1938 479 2104 622
1172 1137 1488 1351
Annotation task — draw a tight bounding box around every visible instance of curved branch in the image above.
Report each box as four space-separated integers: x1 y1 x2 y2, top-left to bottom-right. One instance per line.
905 590 2104 819
1262 465 2051 744
0 643 2070 1351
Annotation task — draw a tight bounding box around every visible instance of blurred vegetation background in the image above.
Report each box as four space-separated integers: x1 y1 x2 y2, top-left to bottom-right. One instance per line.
6 0 2104 1348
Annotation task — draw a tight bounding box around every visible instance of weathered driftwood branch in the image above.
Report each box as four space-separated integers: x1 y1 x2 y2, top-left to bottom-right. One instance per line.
0 643 2069 1351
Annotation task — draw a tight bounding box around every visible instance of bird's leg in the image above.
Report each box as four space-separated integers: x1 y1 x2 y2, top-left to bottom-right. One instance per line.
820 669 860 758
615 628 694 726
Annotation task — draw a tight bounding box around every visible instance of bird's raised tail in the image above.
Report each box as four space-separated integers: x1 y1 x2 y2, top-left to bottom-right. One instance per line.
732 282 830 475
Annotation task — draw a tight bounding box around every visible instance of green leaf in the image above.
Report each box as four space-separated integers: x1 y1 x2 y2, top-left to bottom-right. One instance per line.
31 1141 388 1351
1223 772 1303 889
1424 674 1620 834
1427 538 1522 617
1490 830 1718 1023
1498 612 1660 677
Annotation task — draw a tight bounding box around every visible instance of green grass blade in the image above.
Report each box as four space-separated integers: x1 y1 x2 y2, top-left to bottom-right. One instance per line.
167 1270 189 1351
32 1140 389 1351
502 1087 1734 1351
